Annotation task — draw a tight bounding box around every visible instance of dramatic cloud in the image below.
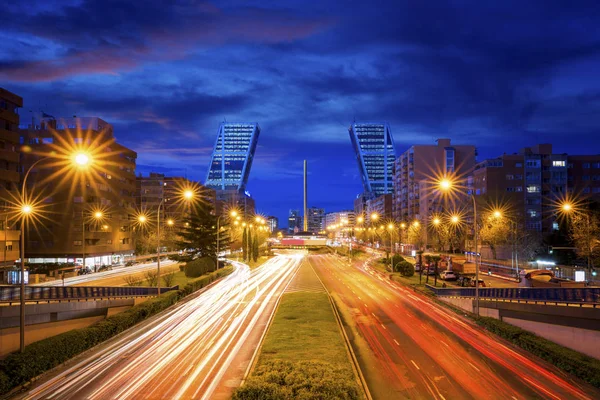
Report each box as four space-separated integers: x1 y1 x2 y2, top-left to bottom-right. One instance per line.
2 0 600 223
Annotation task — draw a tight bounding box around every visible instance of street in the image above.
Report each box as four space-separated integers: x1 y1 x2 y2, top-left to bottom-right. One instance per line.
33 260 179 287
310 254 600 400
15 254 302 400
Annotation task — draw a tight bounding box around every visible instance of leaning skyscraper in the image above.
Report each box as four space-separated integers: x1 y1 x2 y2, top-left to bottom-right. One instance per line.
349 122 396 198
205 122 260 215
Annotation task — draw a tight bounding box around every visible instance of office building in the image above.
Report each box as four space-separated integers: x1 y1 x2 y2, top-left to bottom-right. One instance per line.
205 122 260 217
288 210 303 233
349 122 396 198
20 116 137 266
366 194 393 221
394 138 476 223
307 207 325 233
353 192 368 217
0 88 23 269
267 216 278 233
325 210 356 229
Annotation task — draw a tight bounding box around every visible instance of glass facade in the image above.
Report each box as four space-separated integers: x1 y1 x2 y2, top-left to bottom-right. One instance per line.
205 123 260 191
349 123 396 197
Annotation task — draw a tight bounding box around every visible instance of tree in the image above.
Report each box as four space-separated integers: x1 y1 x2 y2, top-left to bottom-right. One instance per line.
242 228 248 261
246 229 252 262
569 213 600 269
176 201 218 262
252 232 259 262
407 224 424 250
431 255 441 286
479 215 511 259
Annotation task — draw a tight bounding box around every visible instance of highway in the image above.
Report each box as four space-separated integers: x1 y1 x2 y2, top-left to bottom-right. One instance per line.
16 254 302 400
310 254 600 400
33 260 179 287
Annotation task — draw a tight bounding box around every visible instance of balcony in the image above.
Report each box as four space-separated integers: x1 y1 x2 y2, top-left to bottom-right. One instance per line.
0 149 19 163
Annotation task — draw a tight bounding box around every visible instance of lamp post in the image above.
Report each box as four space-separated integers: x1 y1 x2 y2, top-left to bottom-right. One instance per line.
387 223 395 271
438 177 481 315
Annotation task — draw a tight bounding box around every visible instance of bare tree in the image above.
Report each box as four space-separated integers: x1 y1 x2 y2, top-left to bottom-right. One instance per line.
163 271 177 287
143 270 159 287
570 213 600 269
123 274 143 286
479 215 511 259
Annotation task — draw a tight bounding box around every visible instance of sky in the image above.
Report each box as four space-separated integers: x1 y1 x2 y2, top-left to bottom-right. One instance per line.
2 0 600 226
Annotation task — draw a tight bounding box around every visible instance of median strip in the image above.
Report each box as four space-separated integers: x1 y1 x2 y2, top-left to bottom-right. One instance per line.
233 260 363 399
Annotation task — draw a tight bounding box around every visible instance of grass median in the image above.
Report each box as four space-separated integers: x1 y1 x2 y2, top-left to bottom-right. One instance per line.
233 291 361 399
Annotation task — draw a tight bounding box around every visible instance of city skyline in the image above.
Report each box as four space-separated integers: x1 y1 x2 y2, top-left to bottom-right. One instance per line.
2 1 600 224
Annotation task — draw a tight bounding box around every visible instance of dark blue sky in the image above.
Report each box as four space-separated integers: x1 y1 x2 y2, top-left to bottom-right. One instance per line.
2 1 600 225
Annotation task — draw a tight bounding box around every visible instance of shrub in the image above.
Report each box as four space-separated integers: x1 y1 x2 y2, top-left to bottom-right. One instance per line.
233 360 360 400
184 257 215 278
397 261 414 277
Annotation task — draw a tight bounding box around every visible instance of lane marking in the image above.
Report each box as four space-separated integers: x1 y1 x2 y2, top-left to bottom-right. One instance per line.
364 303 368 307
410 360 420 370
381 324 386 330
393 339 399 346
441 341 449 347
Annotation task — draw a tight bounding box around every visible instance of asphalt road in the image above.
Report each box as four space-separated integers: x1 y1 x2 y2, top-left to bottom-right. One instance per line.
33 260 179 287
15 254 303 400
310 254 600 400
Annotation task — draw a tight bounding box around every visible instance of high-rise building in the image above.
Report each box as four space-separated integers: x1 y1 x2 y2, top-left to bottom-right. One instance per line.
325 211 356 229
353 192 368 217
349 122 396 199
266 216 278 233
288 210 303 233
136 172 215 220
0 88 23 269
19 117 137 267
366 194 393 221
205 122 260 217
394 139 476 224
306 207 325 233
472 144 589 234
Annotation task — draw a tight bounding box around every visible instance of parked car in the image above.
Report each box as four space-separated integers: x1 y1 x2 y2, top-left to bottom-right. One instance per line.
78 267 92 275
98 265 113 272
468 278 488 287
440 271 457 281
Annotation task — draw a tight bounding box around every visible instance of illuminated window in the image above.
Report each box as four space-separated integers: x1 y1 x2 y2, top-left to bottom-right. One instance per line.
552 160 566 167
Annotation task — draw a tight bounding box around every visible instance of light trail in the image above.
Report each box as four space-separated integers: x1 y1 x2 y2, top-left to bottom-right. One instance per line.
33 260 177 286
18 253 303 400
311 254 600 400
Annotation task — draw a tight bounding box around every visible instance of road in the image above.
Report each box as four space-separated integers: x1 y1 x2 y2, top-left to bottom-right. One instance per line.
310 254 600 400
33 260 179 287
15 253 303 400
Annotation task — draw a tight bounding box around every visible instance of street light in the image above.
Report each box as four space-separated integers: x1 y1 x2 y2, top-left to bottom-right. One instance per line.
83 210 104 271
438 176 481 315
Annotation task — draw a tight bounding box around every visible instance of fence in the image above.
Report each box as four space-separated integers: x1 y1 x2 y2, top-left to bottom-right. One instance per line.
0 285 177 303
426 285 600 304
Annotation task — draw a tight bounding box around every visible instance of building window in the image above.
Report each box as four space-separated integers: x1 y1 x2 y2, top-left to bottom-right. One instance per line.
583 187 591 194
515 162 523 168
583 175 590 181
568 163 573 168
526 160 540 168
506 174 514 180
106 239 113 244
583 163 590 168
73 196 83 203
526 185 540 193
593 175 600 181
514 174 523 180
515 186 523 192
528 210 538 217
73 240 82 246
552 160 566 167
593 162 600 168
120 238 130 244
5 244 13 251
553 222 559 231
506 187 514 192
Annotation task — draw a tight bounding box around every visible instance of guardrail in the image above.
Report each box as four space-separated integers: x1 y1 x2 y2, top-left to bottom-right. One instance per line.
0 285 178 304
425 285 600 305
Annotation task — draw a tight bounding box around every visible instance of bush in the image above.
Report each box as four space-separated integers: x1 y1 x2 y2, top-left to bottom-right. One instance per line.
143 270 158 286
184 257 215 278
0 266 233 395
396 261 414 277
233 360 360 400
123 274 143 286
163 271 176 287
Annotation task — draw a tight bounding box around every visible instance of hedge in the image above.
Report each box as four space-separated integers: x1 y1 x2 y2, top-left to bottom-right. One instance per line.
475 316 600 388
232 360 360 400
0 266 233 395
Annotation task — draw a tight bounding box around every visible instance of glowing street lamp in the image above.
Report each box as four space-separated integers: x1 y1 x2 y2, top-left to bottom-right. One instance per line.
138 215 147 224
74 152 90 166
370 212 379 222
450 215 460 224
167 219 174 227
357 216 364 224
433 217 441 226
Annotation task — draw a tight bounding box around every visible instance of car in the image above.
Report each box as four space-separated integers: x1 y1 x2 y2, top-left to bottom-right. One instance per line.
468 278 488 287
98 265 113 272
440 271 457 281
